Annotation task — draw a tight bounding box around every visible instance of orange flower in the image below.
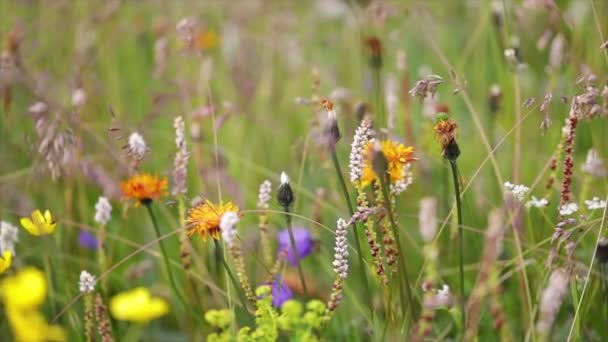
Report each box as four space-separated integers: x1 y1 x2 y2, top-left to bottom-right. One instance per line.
194 30 219 51
360 140 415 187
185 200 239 240
434 115 458 150
120 173 168 205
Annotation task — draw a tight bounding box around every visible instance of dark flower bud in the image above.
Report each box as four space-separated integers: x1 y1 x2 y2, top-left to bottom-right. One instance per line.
443 139 461 162
277 172 294 208
597 239 608 264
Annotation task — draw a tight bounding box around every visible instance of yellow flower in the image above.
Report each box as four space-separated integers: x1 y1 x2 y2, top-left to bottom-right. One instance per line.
120 173 168 205
194 30 219 51
110 287 169 323
20 209 56 236
6 308 66 342
360 140 416 187
185 200 240 240
0 266 47 309
0 250 11 274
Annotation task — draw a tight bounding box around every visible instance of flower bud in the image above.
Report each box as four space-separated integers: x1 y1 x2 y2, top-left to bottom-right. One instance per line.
277 172 295 208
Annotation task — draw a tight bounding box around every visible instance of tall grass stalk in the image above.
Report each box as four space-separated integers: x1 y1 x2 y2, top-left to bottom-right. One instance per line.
449 159 466 333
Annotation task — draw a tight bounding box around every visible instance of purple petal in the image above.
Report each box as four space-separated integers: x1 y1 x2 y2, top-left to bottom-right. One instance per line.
79 231 99 250
277 227 314 266
270 277 293 308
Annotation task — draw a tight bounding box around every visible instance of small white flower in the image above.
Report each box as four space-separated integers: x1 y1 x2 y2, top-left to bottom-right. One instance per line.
28 101 48 114
94 196 112 226
127 132 147 159
437 284 450 299
349 118 374 183
257 180 272 209
280 171 290 185
72 88 87 107
0 221 19 255
219 212 240 248
525 196 549 209
559 202 578 216
332 218 349 279
585 197 607 211
504 181 530 202
581 148 607 178
79 270 96 293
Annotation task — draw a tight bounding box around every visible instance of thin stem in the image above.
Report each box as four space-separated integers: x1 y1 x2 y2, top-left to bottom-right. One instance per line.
329 147 372 306
144 203 186 307
283 207 309 297
449 160 466 334
213 239 251 320
378 175 415 323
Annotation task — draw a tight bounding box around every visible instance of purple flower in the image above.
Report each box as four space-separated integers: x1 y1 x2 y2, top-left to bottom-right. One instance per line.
270 277 293 308
277 227 314 266
79 231 99 249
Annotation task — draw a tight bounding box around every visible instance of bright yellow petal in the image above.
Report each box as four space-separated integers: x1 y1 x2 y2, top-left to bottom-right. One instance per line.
44 210 53 224
0 251 11 274
0 267 47 309
32 210 45 226
20 217 41 236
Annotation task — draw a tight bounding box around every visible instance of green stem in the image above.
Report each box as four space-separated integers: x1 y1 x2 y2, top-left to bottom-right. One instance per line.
329 147 372 306
449 160 466 335
378 176 415 323
284 207 309 297
214 240 252 320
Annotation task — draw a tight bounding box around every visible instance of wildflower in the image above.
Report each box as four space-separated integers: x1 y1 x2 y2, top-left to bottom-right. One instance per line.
360 139 415 187
120 173 168 205
78 231 99 249
127 132 147 160
0 221 19 255
322 100 341 149
409 74 443 101
185 200 240 240
419 197 438 242
194 30 219 51
219 211 240 248
71 88 86 107
504 182 530 202
559 202 578 216
270 277 293 308
277 227 315 266
332 219 349 279
391 163 413 195
349 117 374 184
79 271 96 293
364 36 382 68
110 287 169 323
434 114 460 160
277 172 295 208
20 209 56 236
525 196 549 209
0 250 11 274
536 268 569 335
28 101 48 114
581 148 606 178
172 116 189 196
488 84 502 114
257 180 272 209
585 197 607 211
94 196 112 225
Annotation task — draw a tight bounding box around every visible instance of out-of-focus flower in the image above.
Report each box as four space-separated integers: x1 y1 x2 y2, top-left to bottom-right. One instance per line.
419 197 438 242
94 196 112 225
585 197 607 211
79 270 96 293
194 30 219 51
5 309 66 342
409 74 443 101
110 287 169 323
277 227 315 266
559 202 578 216
185 200 240 240
219 211 240 248
581 148 606 178
360 139 415 187
127 132 147 160
270 277 293 308
120 173 168 205
0 250 11 274
537 268 569 335
78 231 99 250
257 180 272 209
0 221 19 255
526 196 549 209
71 88 86 107
172 116 189 196
504 182 531 202
20 209 56 236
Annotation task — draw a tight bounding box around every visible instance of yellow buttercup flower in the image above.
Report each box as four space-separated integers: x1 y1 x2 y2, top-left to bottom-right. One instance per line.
120 173 168 205
185 200 240 240
360 140 416 187
0 250 11 274
6 308 66 342
20 209 56 236
110 287 169 323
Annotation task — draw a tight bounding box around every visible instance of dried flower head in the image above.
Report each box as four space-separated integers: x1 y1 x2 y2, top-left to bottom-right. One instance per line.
94 196 112 225
79 270 96 293
360 139 415 187
409 74 443 101
434 114 460 160
126 132 147 161
185 200 240 240
120 173 168 206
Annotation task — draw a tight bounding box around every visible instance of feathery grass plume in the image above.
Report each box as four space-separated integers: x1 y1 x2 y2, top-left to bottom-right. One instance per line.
0 221 19 255
536 268 569 339
257 180 273 265
171 116 189 196
95 293 115 342
80 270 97 342
465 209 506 340
409 74 443 102
220 212 255 303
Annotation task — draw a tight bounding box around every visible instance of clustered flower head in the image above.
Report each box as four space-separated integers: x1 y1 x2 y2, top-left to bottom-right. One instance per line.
79 270 96 294
94 196 112 225
349 117 374 184
504 182 530 202
120 173 168 206
110 287 169 323
433 114 459 160
525 196 549 209
126 132 147 160
360 139 415 188
257 180 272 209
0 221 19 255
581 148 606 178
20 209 56 236
185 199 240 240
172 116 190 196
558 202 578 216
585 197 607 211
219 211 240 248
332 219 349 279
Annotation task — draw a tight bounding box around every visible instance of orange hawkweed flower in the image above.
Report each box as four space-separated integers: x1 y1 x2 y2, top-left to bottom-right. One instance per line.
120 173 168 205
185 200 239 240
434 117 458 149
360 140 415 187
